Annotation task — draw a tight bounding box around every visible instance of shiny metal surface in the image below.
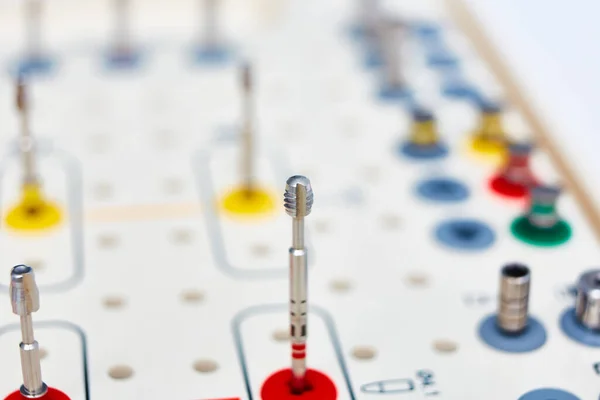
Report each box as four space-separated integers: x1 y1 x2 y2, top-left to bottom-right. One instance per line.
379 17 405 90
10 265 40 316
113 0 131 54
25 0 42 60
284 175 313 393
503 142 534 185
575 269 600 331
241 62 254 193
358 0 380 36
16 80 37 187
284 175 314 218
201 0 217 48
10 265 47 399
527 185 561 228
497 263 530 333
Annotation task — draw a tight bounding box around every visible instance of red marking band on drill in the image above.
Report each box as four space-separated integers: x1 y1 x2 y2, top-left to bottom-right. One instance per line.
261 368 337 400
292 343 306 358
5 387 71 400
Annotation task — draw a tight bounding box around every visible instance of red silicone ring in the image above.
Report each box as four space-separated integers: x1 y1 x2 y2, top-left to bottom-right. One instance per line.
489 175 530 198
5 387 71 400
261 368 337 400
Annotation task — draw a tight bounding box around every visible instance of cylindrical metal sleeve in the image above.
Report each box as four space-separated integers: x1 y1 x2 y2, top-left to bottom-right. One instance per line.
497 263 530 333
575 269 600 330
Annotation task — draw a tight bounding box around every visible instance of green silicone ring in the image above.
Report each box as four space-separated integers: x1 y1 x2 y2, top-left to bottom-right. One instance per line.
510 216 572 247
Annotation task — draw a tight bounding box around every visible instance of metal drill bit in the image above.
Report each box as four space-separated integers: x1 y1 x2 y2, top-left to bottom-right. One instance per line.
575 270 600 330
527 185 562 228
10 265 48 398
479 101 504 140
16 78 38 187
284 175 313 394
358 0 380 36
241 62 254 196
378 18 405 91
201 0 218 49
113 0 131 56
24 0 42 61
502 142 535 185
497 263 530 334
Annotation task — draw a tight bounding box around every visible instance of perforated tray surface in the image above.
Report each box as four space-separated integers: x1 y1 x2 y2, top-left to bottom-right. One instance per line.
0 1 598 399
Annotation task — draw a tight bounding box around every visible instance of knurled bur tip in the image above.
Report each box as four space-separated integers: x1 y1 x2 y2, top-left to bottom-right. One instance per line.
284 175 314 218
10 264 40 316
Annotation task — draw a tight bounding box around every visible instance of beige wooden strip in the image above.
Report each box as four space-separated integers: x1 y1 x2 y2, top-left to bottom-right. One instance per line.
448 0 600 242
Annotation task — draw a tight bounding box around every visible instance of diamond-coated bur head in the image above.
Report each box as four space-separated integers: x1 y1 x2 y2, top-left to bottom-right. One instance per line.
284 175 314 218
10 265 40 316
